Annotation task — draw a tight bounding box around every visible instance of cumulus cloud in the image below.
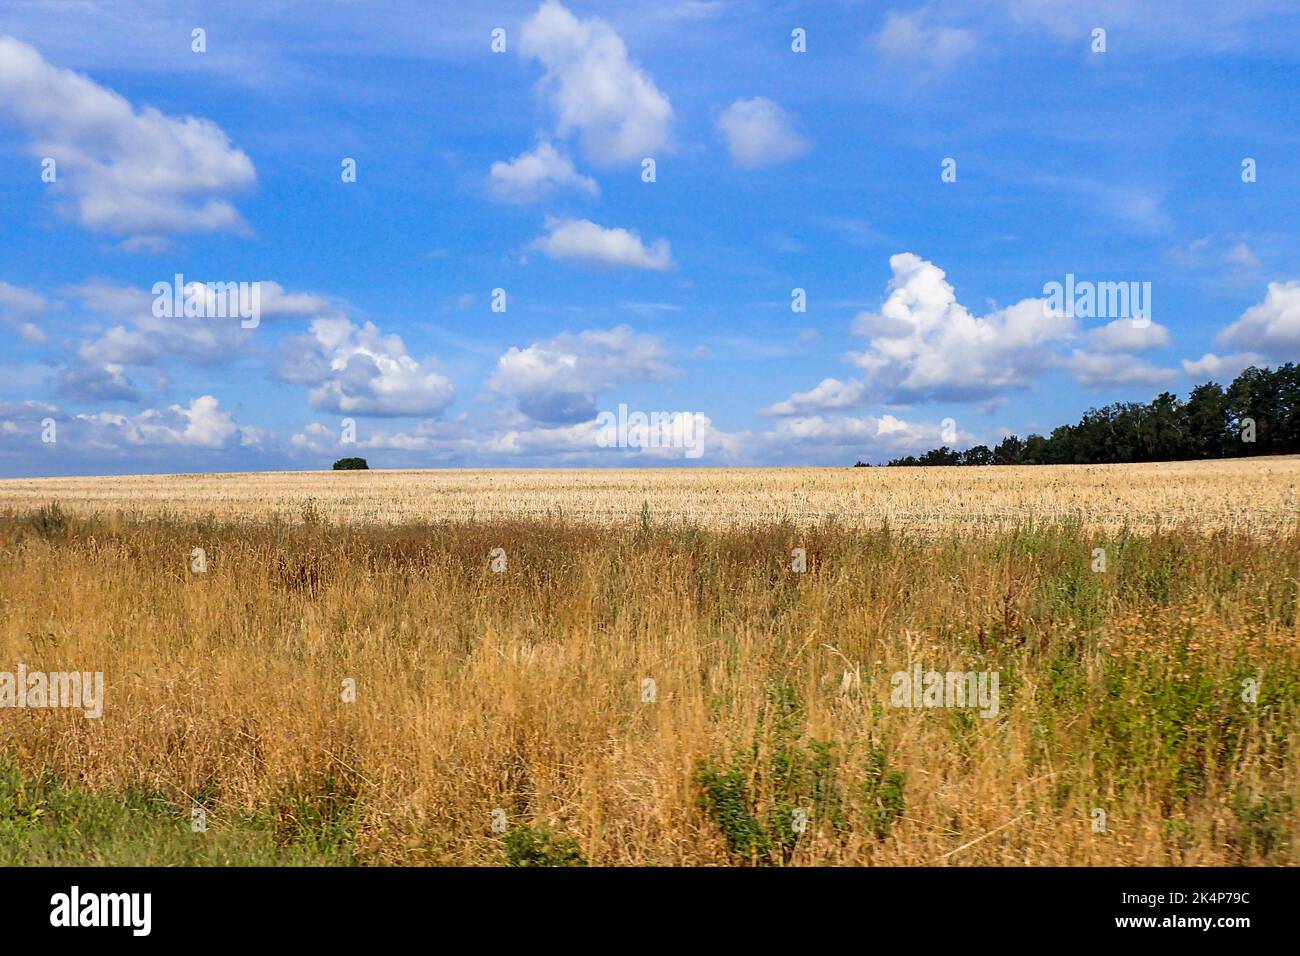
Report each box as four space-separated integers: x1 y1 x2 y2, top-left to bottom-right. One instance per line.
850 252 1074 401
775 254 1189 408
54 280 332 401
289 421 342 456
256 283 334 319
528 217 672 270
0 393 278 473
764 412 970 455
1181 351 1264 380
73 283 250 368
874 11 977 72
488 141 599 202
1084 317 1171 352
518 1 672 166
0 35 255 243
55 362 139 402
277 317 454 417
283 396 954 467
1062 318 1177 387
835 262 1300 399
487 412 727 461
77 395 238 449
489 326 675 424
1063 350 1176 387
1215 280 1300 359
763 378 866 416
716 97 809 170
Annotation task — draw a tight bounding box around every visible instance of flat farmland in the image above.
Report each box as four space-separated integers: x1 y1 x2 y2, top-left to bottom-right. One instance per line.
0 457 1296 532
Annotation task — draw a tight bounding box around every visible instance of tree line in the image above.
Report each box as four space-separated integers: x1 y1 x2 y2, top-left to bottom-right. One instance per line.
871 363 1299 467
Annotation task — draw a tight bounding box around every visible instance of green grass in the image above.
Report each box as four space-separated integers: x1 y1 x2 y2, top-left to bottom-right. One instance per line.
502 825 586 867
694 681 898 864
0 759 356 866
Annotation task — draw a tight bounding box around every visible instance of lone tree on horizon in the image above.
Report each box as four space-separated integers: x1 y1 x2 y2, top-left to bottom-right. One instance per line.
332 457 369 470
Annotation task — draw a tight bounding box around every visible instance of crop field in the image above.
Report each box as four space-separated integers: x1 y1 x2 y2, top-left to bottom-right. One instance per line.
0 459 1297 865
0 457 1297 531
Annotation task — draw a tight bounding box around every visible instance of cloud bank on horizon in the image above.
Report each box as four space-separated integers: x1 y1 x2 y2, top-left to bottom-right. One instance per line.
0 1 1296 475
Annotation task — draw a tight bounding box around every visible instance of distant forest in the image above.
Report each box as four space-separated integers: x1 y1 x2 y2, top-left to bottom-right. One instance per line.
871 363 1300 467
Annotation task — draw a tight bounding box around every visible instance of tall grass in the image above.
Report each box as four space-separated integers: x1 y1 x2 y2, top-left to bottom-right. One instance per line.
0 508 1295 864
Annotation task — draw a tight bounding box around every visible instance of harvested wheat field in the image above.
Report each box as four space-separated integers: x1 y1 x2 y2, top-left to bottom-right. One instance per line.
0 457 1297 531
0 459 1297 865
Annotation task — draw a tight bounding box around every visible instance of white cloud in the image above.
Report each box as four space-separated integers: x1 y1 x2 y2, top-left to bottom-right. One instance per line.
488 141 598 202
850 252 1074 401
289 421 338 455
66 280 331 376
75 291 247 367
56 362 139 402
0 398 59 422
0 280 48 343
490 326 674 424
1063 350 1175 387
0 35 255 243
54 279 275 399
762 412 972 458
285 411 745 466
1063 318 1176 387
277 317 454 418
767 255 1191 411
1084 318 1171 352
77 395 238 448
518 0 672 166
763 378 866 416
0 282 45 315
716 97 809 170
238 424 272 449
1181 352 1264 380
293 418 483 463
1215 280 1300 358
528 216 672 270
286 397 954 468
257 283 334 319
874 11 977 72
484 413 725 461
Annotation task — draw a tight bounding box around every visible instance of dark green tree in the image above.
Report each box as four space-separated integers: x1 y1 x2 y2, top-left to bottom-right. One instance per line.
1183 382 1231 458
873 364 1298 467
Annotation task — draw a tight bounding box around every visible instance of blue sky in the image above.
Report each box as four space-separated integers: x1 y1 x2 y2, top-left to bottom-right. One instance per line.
0 0 1297 475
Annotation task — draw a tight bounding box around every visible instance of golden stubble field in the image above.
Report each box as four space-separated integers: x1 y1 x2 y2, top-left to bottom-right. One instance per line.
0 459 1297 866
0 457 1297 531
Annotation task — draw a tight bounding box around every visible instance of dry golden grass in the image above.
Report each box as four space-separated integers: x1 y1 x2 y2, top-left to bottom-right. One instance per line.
0 457 1296 532
0 461 1296 866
